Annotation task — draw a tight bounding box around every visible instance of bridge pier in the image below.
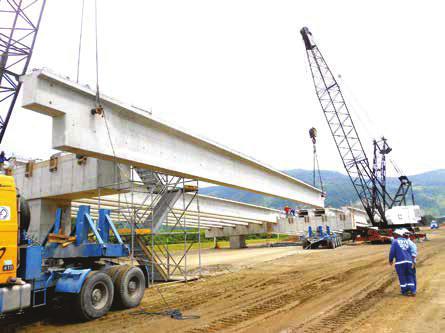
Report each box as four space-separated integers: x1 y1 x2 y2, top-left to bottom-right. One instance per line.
230 235 246 249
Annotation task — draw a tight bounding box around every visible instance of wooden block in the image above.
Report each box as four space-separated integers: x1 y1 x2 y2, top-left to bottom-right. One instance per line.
116 228 151 236
61 240 75 248
184 185 198 192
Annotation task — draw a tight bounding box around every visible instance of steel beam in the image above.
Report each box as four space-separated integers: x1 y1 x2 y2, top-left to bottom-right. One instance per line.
21 69 324 207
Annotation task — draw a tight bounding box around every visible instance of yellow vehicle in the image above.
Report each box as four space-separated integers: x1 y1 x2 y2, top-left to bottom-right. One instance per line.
0 175 18 285
0 175 145 320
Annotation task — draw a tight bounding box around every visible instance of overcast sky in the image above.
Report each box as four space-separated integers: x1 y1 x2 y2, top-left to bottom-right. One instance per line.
3 0 444 177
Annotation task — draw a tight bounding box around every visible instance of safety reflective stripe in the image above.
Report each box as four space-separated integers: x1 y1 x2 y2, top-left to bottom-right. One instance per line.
395 260 412 265
400 283 415 287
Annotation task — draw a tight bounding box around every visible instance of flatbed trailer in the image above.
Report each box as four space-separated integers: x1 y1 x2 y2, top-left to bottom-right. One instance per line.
301 226 343 249
0 175 146 321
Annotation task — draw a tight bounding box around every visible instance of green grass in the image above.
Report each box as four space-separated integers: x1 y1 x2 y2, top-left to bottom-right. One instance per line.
160 237 284 252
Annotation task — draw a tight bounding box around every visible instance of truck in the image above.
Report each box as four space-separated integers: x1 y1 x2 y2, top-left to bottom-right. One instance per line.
0 175 146 320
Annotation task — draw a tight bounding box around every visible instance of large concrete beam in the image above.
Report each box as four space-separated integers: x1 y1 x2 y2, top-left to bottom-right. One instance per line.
14 154 129 200
180 194 280 224
205 222 271 238
28 198 71 242
14 155 281 235
21 69 324 207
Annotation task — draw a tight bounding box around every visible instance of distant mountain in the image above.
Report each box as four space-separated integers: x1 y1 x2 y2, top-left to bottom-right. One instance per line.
200 169 445 217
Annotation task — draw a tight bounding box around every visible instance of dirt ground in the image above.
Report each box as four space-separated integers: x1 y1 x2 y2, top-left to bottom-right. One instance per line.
5 228 445 333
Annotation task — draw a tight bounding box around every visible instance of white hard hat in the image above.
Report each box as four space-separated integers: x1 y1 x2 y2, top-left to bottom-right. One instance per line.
394 228 410 236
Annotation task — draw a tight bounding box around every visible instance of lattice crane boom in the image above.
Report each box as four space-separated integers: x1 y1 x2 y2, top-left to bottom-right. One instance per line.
300 27 391 226
0 0 46 143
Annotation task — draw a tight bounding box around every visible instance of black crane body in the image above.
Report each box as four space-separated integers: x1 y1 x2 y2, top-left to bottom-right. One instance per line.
300 27 415 229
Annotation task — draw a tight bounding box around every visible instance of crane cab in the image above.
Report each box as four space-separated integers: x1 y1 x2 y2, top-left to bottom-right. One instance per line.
0 175 18 285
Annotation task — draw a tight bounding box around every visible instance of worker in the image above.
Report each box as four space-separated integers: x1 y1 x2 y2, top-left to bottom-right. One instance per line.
404 229 417 291
284 205 291 216
0 150 10 173
389 228 417 296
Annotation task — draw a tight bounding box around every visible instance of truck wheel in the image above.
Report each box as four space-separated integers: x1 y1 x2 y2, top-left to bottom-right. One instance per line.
105 265 123 283
75 271 114 321
114 266 145 309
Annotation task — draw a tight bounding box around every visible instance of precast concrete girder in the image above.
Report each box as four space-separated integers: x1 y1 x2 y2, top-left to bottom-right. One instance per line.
69 207 226 229
70 203 248 227
21 69 324 207
71 197 270 225
206 223 270 238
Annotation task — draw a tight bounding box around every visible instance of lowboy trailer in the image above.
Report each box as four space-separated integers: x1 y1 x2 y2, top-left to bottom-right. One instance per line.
301 226 343 249
0 175 146 321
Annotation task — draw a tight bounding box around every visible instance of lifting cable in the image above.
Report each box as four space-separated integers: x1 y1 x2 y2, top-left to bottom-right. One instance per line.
309 127 325 194
92 0 103 116
88 0 125 177
84 0 132 257
85 3 196 317
84 3 200 318
76 0 84 83
132 286 200 320
92 0 136 263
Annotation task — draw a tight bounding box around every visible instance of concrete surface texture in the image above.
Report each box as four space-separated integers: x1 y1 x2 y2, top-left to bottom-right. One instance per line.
72 192 278 228
13 154 280 226
273 206 369 235
27 198 71 242
14 154 370 244
14 154 129 200
13 154 283 240
20 68 324 207
10 228 445 332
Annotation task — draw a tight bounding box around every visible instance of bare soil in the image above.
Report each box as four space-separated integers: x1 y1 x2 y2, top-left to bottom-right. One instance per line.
6 229 445 333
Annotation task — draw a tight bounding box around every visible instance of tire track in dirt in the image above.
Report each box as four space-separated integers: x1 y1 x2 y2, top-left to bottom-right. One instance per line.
183 258 384 333
16 238 441 333
287 244 442 333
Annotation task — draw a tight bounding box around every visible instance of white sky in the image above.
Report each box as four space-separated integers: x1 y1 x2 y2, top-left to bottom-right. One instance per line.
3 0 444 176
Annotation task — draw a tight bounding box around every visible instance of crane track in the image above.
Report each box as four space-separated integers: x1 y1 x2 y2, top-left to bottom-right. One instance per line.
183 258 384 333
287 246 441 333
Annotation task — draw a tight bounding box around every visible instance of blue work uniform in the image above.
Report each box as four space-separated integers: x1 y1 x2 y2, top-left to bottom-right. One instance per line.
408 239 417 290
389 237 417 295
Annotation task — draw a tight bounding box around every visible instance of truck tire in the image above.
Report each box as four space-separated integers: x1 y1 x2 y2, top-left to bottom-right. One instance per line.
105 265 123 283
114 266 145 309
19 197 31 232
328 239 335 249
75 271 114 321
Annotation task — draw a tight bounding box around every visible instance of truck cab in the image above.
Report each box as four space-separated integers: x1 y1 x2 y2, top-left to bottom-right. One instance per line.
0 175 18 285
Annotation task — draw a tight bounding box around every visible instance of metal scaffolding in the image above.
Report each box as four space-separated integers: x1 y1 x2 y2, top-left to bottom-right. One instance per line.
94 164 202 284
